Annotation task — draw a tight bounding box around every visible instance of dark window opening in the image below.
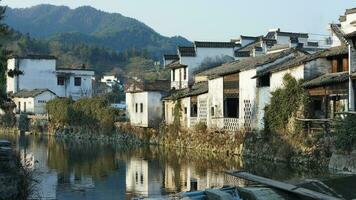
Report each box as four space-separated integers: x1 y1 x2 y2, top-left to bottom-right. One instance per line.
140 103 143 113
337 58 343 72
172 70 175 81
184 67 187 80
211 107 215 116
140 174 144 184
184 107 187 114
257 74 270 87
224 98 239 118
57 76 65 86
313 99 322 111
191 103 198 117
135 103 138 113
74 77 81 86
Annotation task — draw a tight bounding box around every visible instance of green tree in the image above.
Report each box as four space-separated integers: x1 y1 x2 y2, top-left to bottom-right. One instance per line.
0 2 8 97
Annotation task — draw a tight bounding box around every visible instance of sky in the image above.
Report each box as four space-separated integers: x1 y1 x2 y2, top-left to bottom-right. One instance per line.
1 0 356 41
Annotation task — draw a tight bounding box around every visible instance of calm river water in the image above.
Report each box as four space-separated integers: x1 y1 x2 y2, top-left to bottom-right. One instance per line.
1 133 356 200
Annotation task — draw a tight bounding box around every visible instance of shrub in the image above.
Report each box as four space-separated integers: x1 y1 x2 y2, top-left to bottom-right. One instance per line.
334 114 356 152
194 121 207 133
264 74 309 134
46 97 115 132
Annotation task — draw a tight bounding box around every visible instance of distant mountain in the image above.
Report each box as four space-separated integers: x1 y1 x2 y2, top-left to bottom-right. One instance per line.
4 4 191 58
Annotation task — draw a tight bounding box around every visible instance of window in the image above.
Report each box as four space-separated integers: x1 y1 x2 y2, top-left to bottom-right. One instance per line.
257 74 270 87
172 70 175 81
74 77 81 86
191 103 198 117
313 99 322 111
57 76 65 86
140 103 143 113
184 107 187 114
224 98 239 118
211 106 215 117
135 103 138 113
184 67 187 80
337 58 343 72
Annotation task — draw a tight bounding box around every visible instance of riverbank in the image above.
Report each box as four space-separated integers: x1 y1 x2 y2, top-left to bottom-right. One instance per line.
20 118 354 173
114 123 335 169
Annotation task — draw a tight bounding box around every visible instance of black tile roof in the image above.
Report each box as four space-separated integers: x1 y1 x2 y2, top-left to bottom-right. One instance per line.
164 54 179 60
194 41 236 48
178 46 196 57
345 8 356 15
56 68 95 72
12 89 56 98
163 81 208 100
240 35 260 40
330 24 348 45
257 46 348 76
339 15 346 22
303 72 349 88
8 54 57 60
236 39 262 53
166 61 187 69
345 30 356 38
126 80 171 93
197 48 303 79
265 31 309 39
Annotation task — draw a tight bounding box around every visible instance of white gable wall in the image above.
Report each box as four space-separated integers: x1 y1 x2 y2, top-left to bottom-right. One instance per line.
180 47 235 85
126 91 164 128
13 91 56 114
207 77 224 129
147 92 165 127
341 12 356 34
126 92 148 127
7 59 57 94
239 69 258 130
33 92 57 114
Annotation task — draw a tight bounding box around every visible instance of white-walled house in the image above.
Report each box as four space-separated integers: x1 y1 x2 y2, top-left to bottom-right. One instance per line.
178 42 237 86
163 82 208 128
55 68 94 100
100 75 119 87
163 54 179 67
6 55 95 101
12 89 57 114
126 80 170 128
195 48 307 132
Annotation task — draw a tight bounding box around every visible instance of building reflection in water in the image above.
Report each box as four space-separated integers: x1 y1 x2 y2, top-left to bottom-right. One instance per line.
7 134 263 199
19 135 58 200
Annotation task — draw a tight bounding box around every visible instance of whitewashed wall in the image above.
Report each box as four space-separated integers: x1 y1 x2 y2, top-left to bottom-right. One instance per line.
7 58 94 100
239 69 257 130
171 67 188 89
7 59 57 94
341 12 356 34
56 69 94 100
181 97 190 128
33 92 57 114
256 87 270 130
207 77 224 129
126 91 164 128
13 97 33 113
180 47 235 84
147 92 165 127
270 65 304 92
126 92 149 127
164 100 175 125
197 93 208 124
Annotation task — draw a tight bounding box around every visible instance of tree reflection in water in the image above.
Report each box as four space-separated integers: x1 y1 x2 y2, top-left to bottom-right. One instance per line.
0 134 336 200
